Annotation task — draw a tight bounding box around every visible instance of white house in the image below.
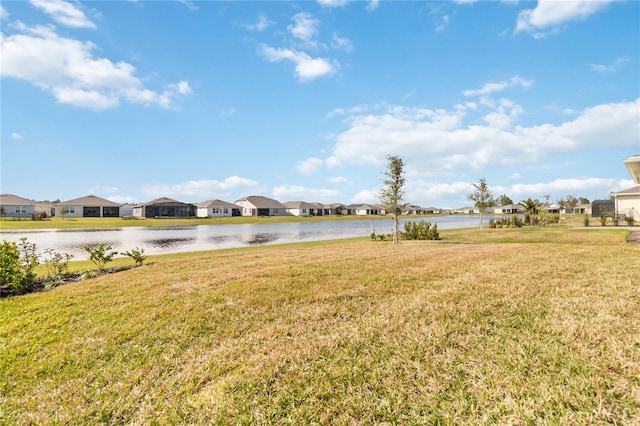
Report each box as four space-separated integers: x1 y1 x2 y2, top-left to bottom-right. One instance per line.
493 204 524 214
195 199 241 218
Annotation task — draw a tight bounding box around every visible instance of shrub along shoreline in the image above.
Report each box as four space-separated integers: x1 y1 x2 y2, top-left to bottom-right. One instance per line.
1 226 639 424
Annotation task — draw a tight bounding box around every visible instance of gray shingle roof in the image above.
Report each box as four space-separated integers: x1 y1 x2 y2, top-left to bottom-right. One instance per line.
235 195 285 208
195 199 239 208
0 193 35 206
56 195 121 207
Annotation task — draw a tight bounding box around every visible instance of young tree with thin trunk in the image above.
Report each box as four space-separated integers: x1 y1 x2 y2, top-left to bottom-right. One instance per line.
467 178 494 231
379 155 406 244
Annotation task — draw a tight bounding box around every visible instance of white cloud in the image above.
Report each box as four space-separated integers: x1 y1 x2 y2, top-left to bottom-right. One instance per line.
366 0 379 11
327 98 640 175
296 157 323 175
351 189 379 204
463 76 533 97
273 185 340 201
328 176 351 184
516 0 614 36
141 176 259 198
108 195 137 204
288 12 320 43
246 13 274 31
588 57 630 73
29 0 96 29
260 45 336 82
508 177 632 199
435 14 449 32
0 24 191 110
88 185 119 195
219 107 236 118
1 5 9 20
331 33 353 52
318 0 349 8
11 132 24 140
179 0 198 11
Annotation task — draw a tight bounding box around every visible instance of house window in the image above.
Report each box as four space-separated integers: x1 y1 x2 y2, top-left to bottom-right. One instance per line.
302 209 307 214
67 207 75 214
224 208 228 214
15 206 27 214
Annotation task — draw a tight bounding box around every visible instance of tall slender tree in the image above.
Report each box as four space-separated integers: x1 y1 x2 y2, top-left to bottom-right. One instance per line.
467 178 494 231
379 155 406 244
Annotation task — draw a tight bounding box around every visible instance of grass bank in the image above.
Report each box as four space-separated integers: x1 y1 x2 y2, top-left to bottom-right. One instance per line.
1 227 639 424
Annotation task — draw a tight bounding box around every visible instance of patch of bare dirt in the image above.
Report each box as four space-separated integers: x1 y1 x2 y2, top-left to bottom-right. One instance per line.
628 231 640 244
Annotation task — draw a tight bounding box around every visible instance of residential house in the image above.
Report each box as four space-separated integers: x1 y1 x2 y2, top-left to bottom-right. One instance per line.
494 204 525 214
570 203 591 215
0 193 45 218
327 203 348 215
284 201 317 216
347 204 385 215
120 203 135 218
55 195 121 218
196 199 241 218
404 204 427 215
132 197 196 218
235 195 286 217
611 186 640 221
453 206 479 214
612 154 640 221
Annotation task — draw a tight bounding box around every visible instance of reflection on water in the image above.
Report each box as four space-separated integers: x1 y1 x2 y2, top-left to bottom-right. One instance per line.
243 233 279 245
144 237 195 249
0 216 495 260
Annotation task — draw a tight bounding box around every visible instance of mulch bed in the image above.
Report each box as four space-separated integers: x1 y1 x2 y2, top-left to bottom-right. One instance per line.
628 231 640 244
0 266 134 299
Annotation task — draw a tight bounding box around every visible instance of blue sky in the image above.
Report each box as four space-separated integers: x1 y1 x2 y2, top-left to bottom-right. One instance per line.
1 0 639 208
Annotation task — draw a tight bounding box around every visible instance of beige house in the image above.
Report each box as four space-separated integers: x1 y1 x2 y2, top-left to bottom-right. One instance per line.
54 195 121 218
348 204 385 215
611 154 640 221
235 195 286 217
284 201 317 216
0 193 51 218
611 186 640 221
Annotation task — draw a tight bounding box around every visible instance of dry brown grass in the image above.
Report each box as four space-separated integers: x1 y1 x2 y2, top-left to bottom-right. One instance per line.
1 226 639 424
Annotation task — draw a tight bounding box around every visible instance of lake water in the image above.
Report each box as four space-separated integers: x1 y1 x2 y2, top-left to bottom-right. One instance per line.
0 216 488 260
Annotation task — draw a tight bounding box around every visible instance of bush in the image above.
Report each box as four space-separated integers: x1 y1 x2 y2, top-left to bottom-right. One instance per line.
123 247 146 266
84 243 118 272
402 220 440 240
599 212 608 226
43 248 74 287
625 215 635 226
583 215 590 227
489 216 523 229
0 238 39 291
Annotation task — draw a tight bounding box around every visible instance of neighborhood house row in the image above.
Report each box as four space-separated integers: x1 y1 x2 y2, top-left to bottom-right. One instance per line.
3 193 627 220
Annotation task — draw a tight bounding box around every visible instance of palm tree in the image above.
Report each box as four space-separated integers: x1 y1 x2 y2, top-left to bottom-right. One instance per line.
521 198 538 225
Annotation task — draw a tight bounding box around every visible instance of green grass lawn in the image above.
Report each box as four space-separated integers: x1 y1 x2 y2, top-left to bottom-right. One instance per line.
1 226 639 424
